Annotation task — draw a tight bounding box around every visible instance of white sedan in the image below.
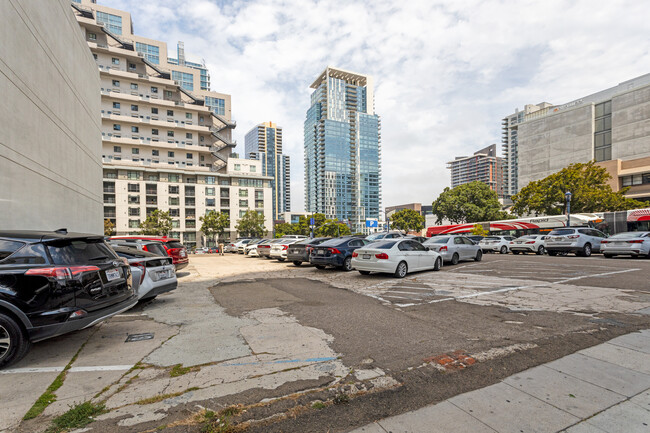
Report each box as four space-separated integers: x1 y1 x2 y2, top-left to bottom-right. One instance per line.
269 239 300 261
352 239 442 278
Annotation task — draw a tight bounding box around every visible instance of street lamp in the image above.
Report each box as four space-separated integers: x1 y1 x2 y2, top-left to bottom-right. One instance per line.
565 191 572 227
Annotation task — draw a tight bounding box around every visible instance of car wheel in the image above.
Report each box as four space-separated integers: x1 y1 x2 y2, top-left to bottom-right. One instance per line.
537 245 545 255
359 270 371 275
342 256 353 272
474 250 482 262
512 251 519 255
500 245 507 254
293 261 302 266
315 265 326 270
0 313 30 369
547 251 557 256
582 243 592 257
603 253 613 258
451 253 459 265
394 261 408 278
433 257 442 271
277 258 285 262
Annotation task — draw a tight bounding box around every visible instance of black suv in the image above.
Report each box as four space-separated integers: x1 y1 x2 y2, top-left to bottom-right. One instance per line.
0 230 137 368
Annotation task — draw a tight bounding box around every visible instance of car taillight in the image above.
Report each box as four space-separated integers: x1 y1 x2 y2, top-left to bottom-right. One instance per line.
627 240 644 243
439 246 448 251
132 262 146 285
601 240 609 244
375 253 389 260
525 241 535 244
142 245 149 252
567 235 580 239
352 252 358 257
509 242 514 244
282 245 289 250
328 248 341 254
26 266 100 280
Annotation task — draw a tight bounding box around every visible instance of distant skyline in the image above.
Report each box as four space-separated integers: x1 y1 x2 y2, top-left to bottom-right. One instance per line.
104 0 650 212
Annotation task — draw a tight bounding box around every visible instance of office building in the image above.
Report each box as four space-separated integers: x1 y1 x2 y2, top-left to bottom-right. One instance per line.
516 73 650 202
447 144 504 197
72 1 273 245
304 66 382 233
244 122 291 220
1 0 102 233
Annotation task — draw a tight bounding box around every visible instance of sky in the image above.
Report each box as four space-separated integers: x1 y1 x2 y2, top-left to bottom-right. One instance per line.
107 0 650 213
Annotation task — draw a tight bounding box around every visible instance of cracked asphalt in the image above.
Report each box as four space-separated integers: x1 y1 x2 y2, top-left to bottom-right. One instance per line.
1 253 649 433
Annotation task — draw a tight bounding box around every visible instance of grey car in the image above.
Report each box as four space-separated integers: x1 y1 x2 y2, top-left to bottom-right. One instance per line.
545 228 607 257
601 231 650 258
423 235 482 265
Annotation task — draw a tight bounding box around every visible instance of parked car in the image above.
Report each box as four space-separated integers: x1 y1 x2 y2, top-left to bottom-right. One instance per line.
237 239 259 254
287 237 331 266
194 247 209 254
352 239 443 278
110 236 188 270
108 238 169 257
509 235 548 255
545 228 607 257
207 247 219 254
280 235 308 240
422 235 482 265
310 237 368 271
258 239 284 258
243 239 264 256
269 239 301 261
480 236 517 254
466 235 484 245
112 246 177 301
601 231 650 258
365 232 405 242
0 230 137 368
405 235 428 243
223 241 239 253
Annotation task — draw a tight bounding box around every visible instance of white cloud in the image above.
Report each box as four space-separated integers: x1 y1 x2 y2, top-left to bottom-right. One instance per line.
107 0 650 211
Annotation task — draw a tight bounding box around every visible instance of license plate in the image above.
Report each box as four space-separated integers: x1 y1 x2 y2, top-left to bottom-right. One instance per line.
362 254 371 259
105 268 120 281
553 237 562 241
317 250 324 255
157 270 170 279
180 251 186 257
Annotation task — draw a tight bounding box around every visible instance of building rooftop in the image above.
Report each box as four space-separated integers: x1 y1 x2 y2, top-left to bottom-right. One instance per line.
310 66 369 89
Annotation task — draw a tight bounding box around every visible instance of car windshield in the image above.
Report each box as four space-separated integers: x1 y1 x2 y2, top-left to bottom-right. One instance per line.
319 238 349 247
165 241 184 249
47 239 117 265
425 237 449 244
549 229 575 236
146 243 168 256
609 232 649 239
484 237 500 241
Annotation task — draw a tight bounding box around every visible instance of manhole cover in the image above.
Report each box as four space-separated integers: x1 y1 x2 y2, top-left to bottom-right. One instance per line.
125 333 154 342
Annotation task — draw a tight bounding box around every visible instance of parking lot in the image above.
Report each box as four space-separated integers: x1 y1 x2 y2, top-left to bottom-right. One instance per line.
2 252 649 433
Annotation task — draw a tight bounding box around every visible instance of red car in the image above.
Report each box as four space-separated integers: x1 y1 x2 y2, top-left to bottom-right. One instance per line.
110 236 188 270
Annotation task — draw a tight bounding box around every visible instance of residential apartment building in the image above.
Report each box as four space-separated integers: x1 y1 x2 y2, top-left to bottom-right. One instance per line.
501 102 553 198
447 144 504 197
72 2 273 246
304 66 382 233
516 73 650 202
244 122 291 220
1 0 102 233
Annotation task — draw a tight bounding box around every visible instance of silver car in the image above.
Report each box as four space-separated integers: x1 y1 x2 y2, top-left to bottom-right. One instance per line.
479 236 516 254
112 246 177 301
545 228 607 257
601 231 650 258
423 235 482 265
509 235 548 255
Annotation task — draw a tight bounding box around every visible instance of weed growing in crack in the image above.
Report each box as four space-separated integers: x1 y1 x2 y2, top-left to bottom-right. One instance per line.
44 401 106 433
311 401 326 410
200 405 243 433
333 393 350 405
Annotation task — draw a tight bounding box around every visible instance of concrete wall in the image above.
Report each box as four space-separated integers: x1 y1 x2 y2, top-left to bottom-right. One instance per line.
0 0 102 233
612 85 650 160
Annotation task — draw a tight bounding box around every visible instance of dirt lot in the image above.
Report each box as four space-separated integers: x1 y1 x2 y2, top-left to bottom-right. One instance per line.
3 253 649 433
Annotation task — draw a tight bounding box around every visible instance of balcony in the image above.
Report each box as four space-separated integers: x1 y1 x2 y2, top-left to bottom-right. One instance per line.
146 197 158 205
103 187 116 193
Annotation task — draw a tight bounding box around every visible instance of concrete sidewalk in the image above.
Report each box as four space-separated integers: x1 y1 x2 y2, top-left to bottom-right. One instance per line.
350 330 650 433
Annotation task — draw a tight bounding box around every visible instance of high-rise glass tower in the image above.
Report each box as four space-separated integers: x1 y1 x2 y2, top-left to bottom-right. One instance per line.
304 67 381 233
245 122 290 220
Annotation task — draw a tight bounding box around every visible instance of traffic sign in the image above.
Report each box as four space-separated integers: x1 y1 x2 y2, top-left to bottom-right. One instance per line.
365 219 378 228
309 218 315 225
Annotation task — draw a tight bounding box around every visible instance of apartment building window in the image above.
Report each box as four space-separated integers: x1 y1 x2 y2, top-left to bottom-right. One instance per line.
185 186 195 196
96 11 122 34
112 102 120 109
255 190 264 200
186 133 192 139
206 187 215 196
206 198 215 207
594 100 612 162
204 96 226 116
185 113 192 119
186 153 193 159
622 173 650 186
220 179 230 186
128 62 136 70
168 151 174 158
250 165 257 173
167 131 174 137
112 58 119 65
128 195 140 204
185 177 196 184
152 149 159 156
151 107 158 114
239 189 248 197
113 146 121 153
164 90 173 98
239 200 249 208
184 233 196 242
112 80 120 87
205 176 215 185
131 104 138 112
151 87 158 93
169 209 180 217
171 71 194 91
185 197 196 206
169 185 179 194
127 171 140 180
200 155 205 162
128 208 140 216
234 164 241 171
171 220 180 228
93 53 97 61
135 42 160 64
152 128 158 135
132 148 139 155
255 200 264 209
87 32 96 41
103 182 116 193
167 110 174 117
146 174 158 181
104 171 117 179
130 83 138 90
169 197 180 206
128 220 140 228
169 174 180 183
239 210 247 218
131 126 139 133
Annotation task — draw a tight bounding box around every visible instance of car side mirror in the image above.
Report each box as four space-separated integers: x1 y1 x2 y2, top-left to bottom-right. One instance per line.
425 246 430 251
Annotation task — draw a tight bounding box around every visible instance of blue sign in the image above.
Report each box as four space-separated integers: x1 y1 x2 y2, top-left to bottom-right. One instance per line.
309 218 315 225
365 219 378 228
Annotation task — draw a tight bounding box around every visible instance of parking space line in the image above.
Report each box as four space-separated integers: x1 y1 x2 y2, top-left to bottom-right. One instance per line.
383 295 422 301
555 268 639 283
0 365 133 374
388 290 431 296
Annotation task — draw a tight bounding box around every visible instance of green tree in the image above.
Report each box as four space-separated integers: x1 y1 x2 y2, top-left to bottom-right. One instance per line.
511 161 645 216
431 181 510 224
470 223 488 236
390 209 425 233
139 210 172 236
296 213 327 236
316 220 351 237
235 210 267 238
274 222 295 238
200 211 230 243
104 219 115 236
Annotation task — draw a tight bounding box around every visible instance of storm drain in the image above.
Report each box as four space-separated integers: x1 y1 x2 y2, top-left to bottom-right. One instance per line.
125 333 154 342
